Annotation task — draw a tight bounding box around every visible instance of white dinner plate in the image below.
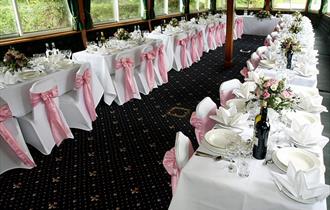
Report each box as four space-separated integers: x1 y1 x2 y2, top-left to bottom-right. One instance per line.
204 129 240 149
274 147 320 172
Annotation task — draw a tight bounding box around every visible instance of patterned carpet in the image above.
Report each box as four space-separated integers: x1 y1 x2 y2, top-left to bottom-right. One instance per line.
0 35 265 210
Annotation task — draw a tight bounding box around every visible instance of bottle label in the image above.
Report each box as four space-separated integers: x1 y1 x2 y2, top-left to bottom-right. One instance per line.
254 136 259 147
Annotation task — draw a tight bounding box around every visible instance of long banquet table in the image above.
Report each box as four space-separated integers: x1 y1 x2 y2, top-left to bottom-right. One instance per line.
242 15 280 36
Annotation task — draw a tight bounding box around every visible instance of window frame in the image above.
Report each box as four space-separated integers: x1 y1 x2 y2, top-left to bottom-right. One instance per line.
272 0 307 10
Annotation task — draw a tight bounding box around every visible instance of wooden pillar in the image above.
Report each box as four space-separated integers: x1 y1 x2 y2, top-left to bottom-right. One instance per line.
78 0 88 48
224 0 234 68
265 0 271 11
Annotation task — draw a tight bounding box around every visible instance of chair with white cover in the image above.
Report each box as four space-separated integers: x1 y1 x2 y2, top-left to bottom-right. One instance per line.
163 131 194 195
256 46 268 59
135 45 158 95
246 60 255 71
59 63 104 131
234 17 244 39
0 97 36 174
113 53 141 105
250 52 261 69
215 22 226 47
270 31 279 40
187 28 200 64
173 33 192 71
190 97 217 145
206 24 217 50
219 79 242 107
18 78 73 155
153 42 169 85
196 30 205 58
264 34 273 46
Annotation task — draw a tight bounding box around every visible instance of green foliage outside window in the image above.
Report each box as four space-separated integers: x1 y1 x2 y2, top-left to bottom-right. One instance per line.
91 0 115 23
0 0 17 36
155 0 165 15
119 0 141 20
168 0 180 13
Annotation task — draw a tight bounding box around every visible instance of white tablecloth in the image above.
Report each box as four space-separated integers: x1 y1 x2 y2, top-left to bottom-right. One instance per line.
0 64 80 117
242 15 280 36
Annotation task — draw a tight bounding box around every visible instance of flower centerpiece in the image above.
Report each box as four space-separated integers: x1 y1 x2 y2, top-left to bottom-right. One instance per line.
2 48 28 73
255 10 271 20
168 18 179 27
280 36 301 69
289 22 302 34
253 78 298 112
275 11 283 18
292 11 303 22
114 28 131 41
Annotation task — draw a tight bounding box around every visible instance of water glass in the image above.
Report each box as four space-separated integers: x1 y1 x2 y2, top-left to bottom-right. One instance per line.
238 160 250 177
225 142 238 173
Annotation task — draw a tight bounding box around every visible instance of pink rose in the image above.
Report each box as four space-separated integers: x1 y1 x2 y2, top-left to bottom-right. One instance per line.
263 81 272 88
263 90 270 99
282 90 293 98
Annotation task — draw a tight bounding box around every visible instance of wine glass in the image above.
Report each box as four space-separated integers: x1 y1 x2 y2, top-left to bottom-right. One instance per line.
225 142 238 173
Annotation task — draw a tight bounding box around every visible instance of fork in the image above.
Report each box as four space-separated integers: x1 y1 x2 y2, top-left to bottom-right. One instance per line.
195 151 229 161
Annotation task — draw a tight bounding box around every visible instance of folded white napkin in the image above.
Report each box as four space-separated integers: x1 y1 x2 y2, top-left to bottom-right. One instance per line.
245 70 263 83
210 106 249 127
293 64 319 77
298 94 328 113
286 119 324 146
232 81 256 100
225 98 247 113
272 162 330 201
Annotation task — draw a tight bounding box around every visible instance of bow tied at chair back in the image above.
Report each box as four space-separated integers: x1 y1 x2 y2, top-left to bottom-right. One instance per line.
177 39 188 69
141 51 156 90
207 26 216 49
0 104 36 167
30 86 72 146
197 31 204 57
154 45 168 83
190 108 216 145
163 148 180 195
190 35 198 63
75 69 97 121
115 58 137 101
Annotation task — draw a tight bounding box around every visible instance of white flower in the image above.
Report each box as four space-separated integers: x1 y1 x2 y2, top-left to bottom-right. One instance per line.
274 97 282 105
270 83 278 91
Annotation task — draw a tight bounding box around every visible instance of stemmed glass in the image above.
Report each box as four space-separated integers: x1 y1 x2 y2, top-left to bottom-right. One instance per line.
237 139 253 177
225 141 238 173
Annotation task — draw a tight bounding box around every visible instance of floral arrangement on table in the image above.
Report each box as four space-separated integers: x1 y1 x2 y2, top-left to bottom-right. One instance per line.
114 28 131 41
292 11 303 22
252 78 298 112
1 48 28 73
275 11 283 18
255 10 271 20
289 22 302 34
168 18 179 27
280 36 301 53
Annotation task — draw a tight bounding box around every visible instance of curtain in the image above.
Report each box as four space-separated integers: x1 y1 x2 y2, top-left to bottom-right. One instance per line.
84 0 93 29
67 0 83 30
143 0 155 19
210 0 216 14
182 0 189 14
150 0 155 19
320 0 328 13
305 0 312 12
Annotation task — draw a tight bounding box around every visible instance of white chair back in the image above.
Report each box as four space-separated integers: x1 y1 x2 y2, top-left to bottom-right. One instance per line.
246 60 255 71
196 97 217 118
256 46 268 57
219 79 242 107
175 131 193 170
250 52 261 68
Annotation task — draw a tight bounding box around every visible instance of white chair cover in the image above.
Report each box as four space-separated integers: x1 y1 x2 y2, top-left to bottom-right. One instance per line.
173 33 192 71
246 60 255 71
250 52 261 69
219 79 242 107
0 97 35 174
59 63 104 131
206 23 217 50
18 78 73 155
187 28 200 64
152 41 169 85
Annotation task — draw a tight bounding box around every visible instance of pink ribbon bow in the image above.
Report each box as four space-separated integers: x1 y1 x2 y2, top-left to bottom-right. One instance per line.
141 51 156 90
115 58 137 101
0 105 36 167
190 110 216 145
30 86 72 146
163 148 180 195
190 35 198 63
220 90 236 107
240 66 249 78
177 39 188 69
154 45 168 83
197 31 204 57
207 26 215 49
75 69 97 121
235 18 244 39
219 23 226 44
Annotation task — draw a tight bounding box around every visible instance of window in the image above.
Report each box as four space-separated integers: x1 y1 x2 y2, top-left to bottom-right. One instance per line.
17 0 71 33
155 0 166 15
190 0 210 12
273 0 307 10
328 1 330 13
310 0 321 11
236 0 264 9
168 0 181 14
216 0 226 9
118 0 142 20
91 0 115 23
0 0 18 37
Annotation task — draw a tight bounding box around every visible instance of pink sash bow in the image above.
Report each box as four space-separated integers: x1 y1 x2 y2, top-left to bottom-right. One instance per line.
115 58 137 101
190 109 216 145
177 39 188 69
220 89 236 107
163 148 180 195
190 35 198 63
197 31 204 57
219 23 226 44
154 45 168 83
141 51 156 90
240 66 249 78
30 86 72 146
235 18 244 39
0 105 36 167
207 26 215 49
75 69 97 121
